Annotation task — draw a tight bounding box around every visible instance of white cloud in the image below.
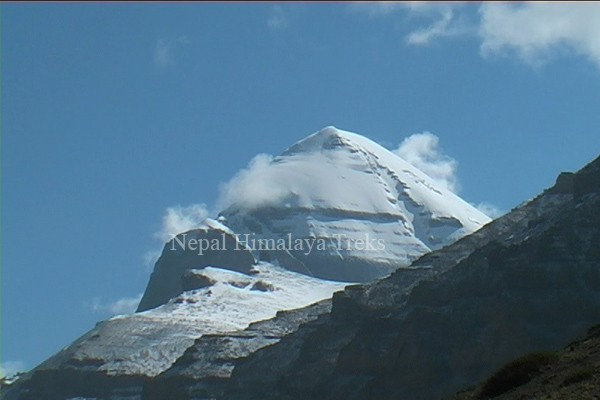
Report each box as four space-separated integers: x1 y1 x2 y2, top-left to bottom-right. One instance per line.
155 204 209 243
479 3 600 68
153 36 190 68
267 5 289 29
394 132 459 193
140 203 209 275
90 294 143 316
154 39 170 68
405 9 456 45
352 2 468 46
394 131 502 217
354 2 600 70
217 153 288 211
142 249 162 271
1 360 26 378
475 202 503 219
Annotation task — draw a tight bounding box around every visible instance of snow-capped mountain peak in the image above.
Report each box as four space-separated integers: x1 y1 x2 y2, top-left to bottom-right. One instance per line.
277 126 488 224
279 125 354 156
219 126 490 282
4 127 496 399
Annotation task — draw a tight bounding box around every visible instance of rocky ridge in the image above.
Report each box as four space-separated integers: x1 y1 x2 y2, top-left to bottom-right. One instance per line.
3 127 490 400
216 153 600 400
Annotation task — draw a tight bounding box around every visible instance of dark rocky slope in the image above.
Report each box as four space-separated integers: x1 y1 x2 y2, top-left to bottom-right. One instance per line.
4 153 599 400
142 299 334 400
449 323 600 400
218 154 600 400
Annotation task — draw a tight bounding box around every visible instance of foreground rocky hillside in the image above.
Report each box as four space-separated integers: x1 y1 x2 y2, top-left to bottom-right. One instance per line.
215 153 600 400
449 323 600 400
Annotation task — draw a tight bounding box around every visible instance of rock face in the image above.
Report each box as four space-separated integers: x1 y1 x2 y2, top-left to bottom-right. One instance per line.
548 171 574 194
137 220 255 312
217 153 600 400
575 153 600 197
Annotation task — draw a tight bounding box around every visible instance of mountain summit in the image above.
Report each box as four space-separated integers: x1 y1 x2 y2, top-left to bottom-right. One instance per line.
219 126 490 282
138 127 489 312
3 127 491 400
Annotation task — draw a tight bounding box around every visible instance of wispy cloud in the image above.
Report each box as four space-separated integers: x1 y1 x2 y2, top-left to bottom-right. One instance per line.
142 249 162 271
155 204 209 243
153 36 190 69
89 294 143 316
405 9 462 46
141 204 210 273
353 2 600 70
479 3 600 68
154 39 170 68
217 154 288 211
1 360 26 378
394 131 502 217
267 5 290 30
474 202 504 219
352 2 469 46
394 132 459 193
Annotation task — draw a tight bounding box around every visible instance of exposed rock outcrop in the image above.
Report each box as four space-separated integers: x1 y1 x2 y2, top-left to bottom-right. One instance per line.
220 154 600 400
138 223 255 312
549 171 574 194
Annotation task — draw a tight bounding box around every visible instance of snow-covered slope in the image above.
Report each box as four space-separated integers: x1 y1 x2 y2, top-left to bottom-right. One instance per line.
142 263 347 339
4 127 494 399
220 126 490 281
31 263 347 378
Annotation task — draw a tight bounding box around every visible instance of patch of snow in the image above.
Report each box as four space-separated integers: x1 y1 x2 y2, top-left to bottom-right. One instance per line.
84 263 347 377
142 263 347 333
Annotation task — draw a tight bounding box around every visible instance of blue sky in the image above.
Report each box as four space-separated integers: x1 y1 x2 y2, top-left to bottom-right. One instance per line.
3 3 600 374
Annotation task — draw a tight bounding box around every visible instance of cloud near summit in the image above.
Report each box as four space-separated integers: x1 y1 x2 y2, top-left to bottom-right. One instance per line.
155 204 210 243
217 153 290 211
157 131 498 242
394 132 459 193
